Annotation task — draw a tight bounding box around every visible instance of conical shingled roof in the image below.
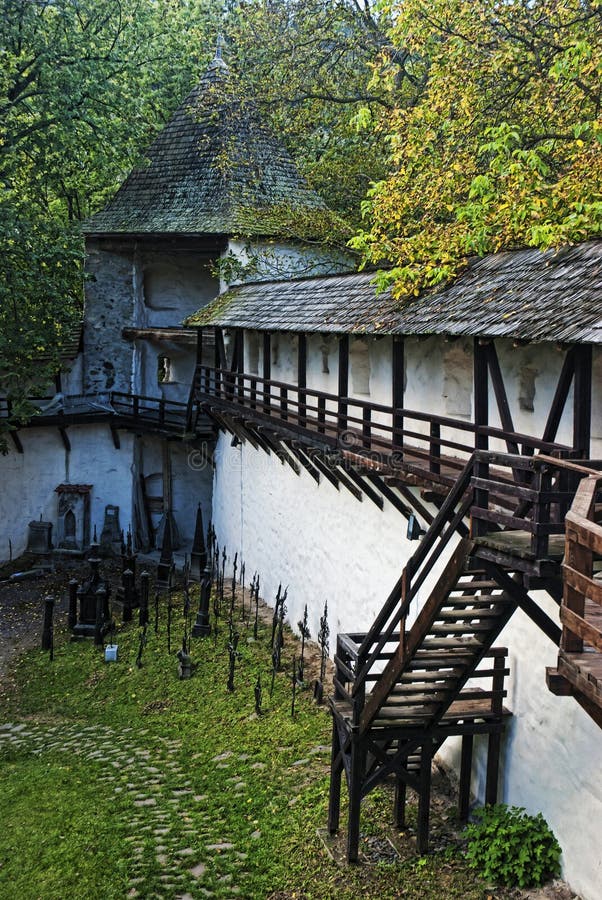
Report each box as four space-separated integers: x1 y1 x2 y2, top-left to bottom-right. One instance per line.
83 58 332 238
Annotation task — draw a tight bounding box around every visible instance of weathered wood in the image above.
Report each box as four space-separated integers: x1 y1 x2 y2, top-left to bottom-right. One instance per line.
473 339 488 452
486 343 520 456
542 347 575 444
338 335 349 434
360 539 473 732
563 565 602 608
560 607 602 652
573 344 592 456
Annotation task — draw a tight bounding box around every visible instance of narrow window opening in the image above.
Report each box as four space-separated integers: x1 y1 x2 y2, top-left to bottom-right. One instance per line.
157 355 171 384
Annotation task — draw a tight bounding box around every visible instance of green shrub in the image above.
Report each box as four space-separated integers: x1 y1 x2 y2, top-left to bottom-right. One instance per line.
464 804 561 888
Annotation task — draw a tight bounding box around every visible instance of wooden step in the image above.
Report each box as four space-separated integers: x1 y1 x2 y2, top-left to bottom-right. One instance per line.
399 668 464 681
420 637 484 651
442 595 507 607
436 609 505 621
429 622 499 635
455 580 499 590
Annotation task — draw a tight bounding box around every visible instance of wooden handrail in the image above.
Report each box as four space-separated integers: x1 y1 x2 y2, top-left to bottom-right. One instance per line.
561 475 602 654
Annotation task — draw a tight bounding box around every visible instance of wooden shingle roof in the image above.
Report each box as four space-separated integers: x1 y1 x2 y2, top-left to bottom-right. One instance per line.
185 241 602 344
83 59 332 239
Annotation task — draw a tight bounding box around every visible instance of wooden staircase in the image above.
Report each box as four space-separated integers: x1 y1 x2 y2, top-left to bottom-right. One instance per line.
328 451 602 860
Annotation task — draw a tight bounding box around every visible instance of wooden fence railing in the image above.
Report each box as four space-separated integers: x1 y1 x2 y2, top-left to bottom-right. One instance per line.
0 391 190 432
196 365 571 484
339 452 588 704
561 473 602 656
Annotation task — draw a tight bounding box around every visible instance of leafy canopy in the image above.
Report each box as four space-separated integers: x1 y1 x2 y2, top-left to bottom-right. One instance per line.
351 0 602 297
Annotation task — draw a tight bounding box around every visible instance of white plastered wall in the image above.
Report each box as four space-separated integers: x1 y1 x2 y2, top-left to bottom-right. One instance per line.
210 433 445 651
223 240 354 290
0 424 135 561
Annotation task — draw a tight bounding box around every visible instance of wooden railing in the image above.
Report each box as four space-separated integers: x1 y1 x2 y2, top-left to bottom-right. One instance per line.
0 391 192 432
561 473 602 655
196 366 571 483
334 452 585 708
334 635 508 731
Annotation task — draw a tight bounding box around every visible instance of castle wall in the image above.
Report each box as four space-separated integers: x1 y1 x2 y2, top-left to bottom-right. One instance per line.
0 424 135 560
84 240 136 394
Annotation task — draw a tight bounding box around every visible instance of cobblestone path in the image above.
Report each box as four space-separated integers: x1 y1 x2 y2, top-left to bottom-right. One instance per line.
0 721 253 898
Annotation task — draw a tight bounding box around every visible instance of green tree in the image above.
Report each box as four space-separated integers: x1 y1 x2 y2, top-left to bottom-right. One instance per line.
0 0 223 445
224 0 398 225
351 0 602 297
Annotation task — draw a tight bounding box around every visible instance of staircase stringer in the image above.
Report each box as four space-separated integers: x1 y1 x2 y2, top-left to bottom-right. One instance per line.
359 538 474 733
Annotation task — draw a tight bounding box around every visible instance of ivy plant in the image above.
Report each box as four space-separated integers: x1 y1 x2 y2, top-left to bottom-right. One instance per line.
464 804 561 888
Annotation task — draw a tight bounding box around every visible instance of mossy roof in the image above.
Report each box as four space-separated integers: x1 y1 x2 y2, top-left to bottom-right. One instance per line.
83 59 333 239
185 241 602 344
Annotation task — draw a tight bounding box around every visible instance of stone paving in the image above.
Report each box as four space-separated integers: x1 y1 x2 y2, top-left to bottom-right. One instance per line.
0 721 256 898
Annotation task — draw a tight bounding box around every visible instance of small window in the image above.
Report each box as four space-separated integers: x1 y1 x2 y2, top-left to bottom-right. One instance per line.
157 355 172 384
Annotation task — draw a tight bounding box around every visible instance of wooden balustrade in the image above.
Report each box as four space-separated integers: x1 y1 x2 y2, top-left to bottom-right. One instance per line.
561 475 602 655
196 365 569 482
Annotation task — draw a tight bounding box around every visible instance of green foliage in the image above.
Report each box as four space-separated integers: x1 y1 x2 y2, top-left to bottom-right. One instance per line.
464 804 562 888
353 0 602 297
225 0 394 226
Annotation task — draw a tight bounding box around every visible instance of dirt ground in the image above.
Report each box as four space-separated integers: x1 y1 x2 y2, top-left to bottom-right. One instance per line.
0 554 581 900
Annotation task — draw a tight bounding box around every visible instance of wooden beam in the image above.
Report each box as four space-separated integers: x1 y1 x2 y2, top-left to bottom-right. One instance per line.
363 471 412 518
573 344 592 457
10 430 23 453
58 426 71 451
215 327 227 370
342 466 384 510
338 335 349 433
542 347 575 444
486 343 518 454
196 328 204 366
473 338 488 450
262 332 271 381
392 336 404 451
298 334 307 428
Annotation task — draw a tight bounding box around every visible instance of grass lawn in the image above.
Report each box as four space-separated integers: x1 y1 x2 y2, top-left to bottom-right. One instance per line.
0 583 494 899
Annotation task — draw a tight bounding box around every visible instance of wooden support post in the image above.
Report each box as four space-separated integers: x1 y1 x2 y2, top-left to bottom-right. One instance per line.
474 339 489 452
394 750 407 828
236 328 245 402
328 718 343 835
338 335 349 435
362 406 371 450
473 340 489 537
485 732 501 806
542 347 575 444
486 343 519 454
263 332 271 414
392 336 404 454
573 344 592 457
459 734 473 823
429 421 440 475
531 464 552 560
347 734 366 863
416 737 432 855
298 334 307 428
317 396 326 434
